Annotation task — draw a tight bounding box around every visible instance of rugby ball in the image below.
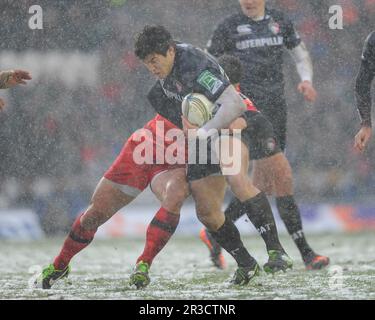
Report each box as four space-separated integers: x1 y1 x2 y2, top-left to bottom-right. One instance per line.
181 93 214 127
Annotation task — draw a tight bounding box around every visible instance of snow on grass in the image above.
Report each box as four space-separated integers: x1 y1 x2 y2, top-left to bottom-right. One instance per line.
0 232 374 299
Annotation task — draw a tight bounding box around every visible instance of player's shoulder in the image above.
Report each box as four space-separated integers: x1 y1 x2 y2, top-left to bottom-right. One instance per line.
175 43 210 74
267 8 293 25
216 12 245 29
362 31 375 64
175 43 224 86
364 31 375 46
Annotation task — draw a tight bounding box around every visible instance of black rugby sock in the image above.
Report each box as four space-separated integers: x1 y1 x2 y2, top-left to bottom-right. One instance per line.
209 217 257 268
276 195 314 258
241 192 284 252
203 197 244 252
224 197 244 222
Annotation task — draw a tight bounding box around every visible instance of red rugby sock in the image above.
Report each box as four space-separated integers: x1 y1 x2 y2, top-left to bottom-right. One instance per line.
137 207 180 266
53 213 97 270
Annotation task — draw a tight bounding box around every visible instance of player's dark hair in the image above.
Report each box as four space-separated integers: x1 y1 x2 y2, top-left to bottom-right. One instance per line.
134 25 176 59
217 55 243 85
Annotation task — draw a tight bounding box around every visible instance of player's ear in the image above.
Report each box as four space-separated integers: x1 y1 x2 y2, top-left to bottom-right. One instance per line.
167 45 176 57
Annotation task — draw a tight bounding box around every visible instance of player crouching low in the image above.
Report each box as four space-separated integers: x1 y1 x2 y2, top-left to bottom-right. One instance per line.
34 114 189 289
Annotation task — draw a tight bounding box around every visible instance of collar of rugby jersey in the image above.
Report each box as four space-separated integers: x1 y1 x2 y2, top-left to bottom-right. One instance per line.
241 7 272 24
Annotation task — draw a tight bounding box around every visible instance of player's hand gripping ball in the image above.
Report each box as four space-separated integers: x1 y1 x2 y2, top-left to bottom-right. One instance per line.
181 93 215 127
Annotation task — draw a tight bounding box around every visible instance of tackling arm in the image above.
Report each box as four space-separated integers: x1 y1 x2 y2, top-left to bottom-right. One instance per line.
197 85 247 137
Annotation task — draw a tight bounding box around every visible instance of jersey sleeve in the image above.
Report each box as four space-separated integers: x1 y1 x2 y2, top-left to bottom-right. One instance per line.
191 67 230 102
355 32 375 127
179 47 231 102
147 81 179 114
362 31 375 74
282 15 301 50
206 21 232 58
147 81 168 109
147 81 183 128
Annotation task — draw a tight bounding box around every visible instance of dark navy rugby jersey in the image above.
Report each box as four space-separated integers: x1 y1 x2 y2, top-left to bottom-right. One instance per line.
147 43 230 128
207 8 301 103
355 31 375 127
361 31 375 75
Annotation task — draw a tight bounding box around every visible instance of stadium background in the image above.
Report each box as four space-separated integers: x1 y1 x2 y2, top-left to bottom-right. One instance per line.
0 0 375 239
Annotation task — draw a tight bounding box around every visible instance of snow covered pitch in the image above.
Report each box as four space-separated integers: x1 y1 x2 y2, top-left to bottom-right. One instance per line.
0 232 374 300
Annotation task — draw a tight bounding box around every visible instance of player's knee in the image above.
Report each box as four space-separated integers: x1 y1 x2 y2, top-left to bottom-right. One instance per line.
163 179 189 211
227 175 257 201
195 202 213 220
81 203 111 230
196 211 222 231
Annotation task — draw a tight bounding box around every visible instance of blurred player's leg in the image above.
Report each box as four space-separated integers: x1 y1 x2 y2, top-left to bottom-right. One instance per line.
35 178 136 289
254 153 329 269
130 168 189 289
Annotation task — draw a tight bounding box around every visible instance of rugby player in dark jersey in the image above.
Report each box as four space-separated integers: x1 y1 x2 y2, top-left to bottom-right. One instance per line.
33 25 290 290
131 25 292 288
354 31 375 152
200 55 329 270
205 0 329 270
0 69 32 110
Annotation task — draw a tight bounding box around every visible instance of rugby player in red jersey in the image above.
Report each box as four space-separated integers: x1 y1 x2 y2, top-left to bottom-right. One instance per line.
34 113 191 289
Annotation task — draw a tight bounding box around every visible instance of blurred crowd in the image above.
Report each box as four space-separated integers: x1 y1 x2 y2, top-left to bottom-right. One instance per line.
0 0 374 233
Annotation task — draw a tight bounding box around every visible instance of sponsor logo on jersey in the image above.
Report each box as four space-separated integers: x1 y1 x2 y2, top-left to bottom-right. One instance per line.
197 70 223 95
268 19 280 35
237 24 253 35
236 36 283 50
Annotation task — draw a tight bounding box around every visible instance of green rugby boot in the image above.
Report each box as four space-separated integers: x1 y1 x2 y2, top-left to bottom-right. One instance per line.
230 263 260 286
34 264 71 289
263 250 293 274
129 261 150 289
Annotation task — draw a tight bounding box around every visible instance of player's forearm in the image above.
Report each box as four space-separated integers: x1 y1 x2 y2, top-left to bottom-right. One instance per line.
289 42 313 83
0 70 13 89
198 85 247 135
355 62 374 127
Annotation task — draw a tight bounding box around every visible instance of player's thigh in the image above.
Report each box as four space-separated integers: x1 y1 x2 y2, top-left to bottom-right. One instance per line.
91 177 135 210
219 136 258 200
190 175 226 217
252 158 274 195
82 177 136 229
150 167 190 213
262 152 294 196
263 109 287 152
215 134 249 177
